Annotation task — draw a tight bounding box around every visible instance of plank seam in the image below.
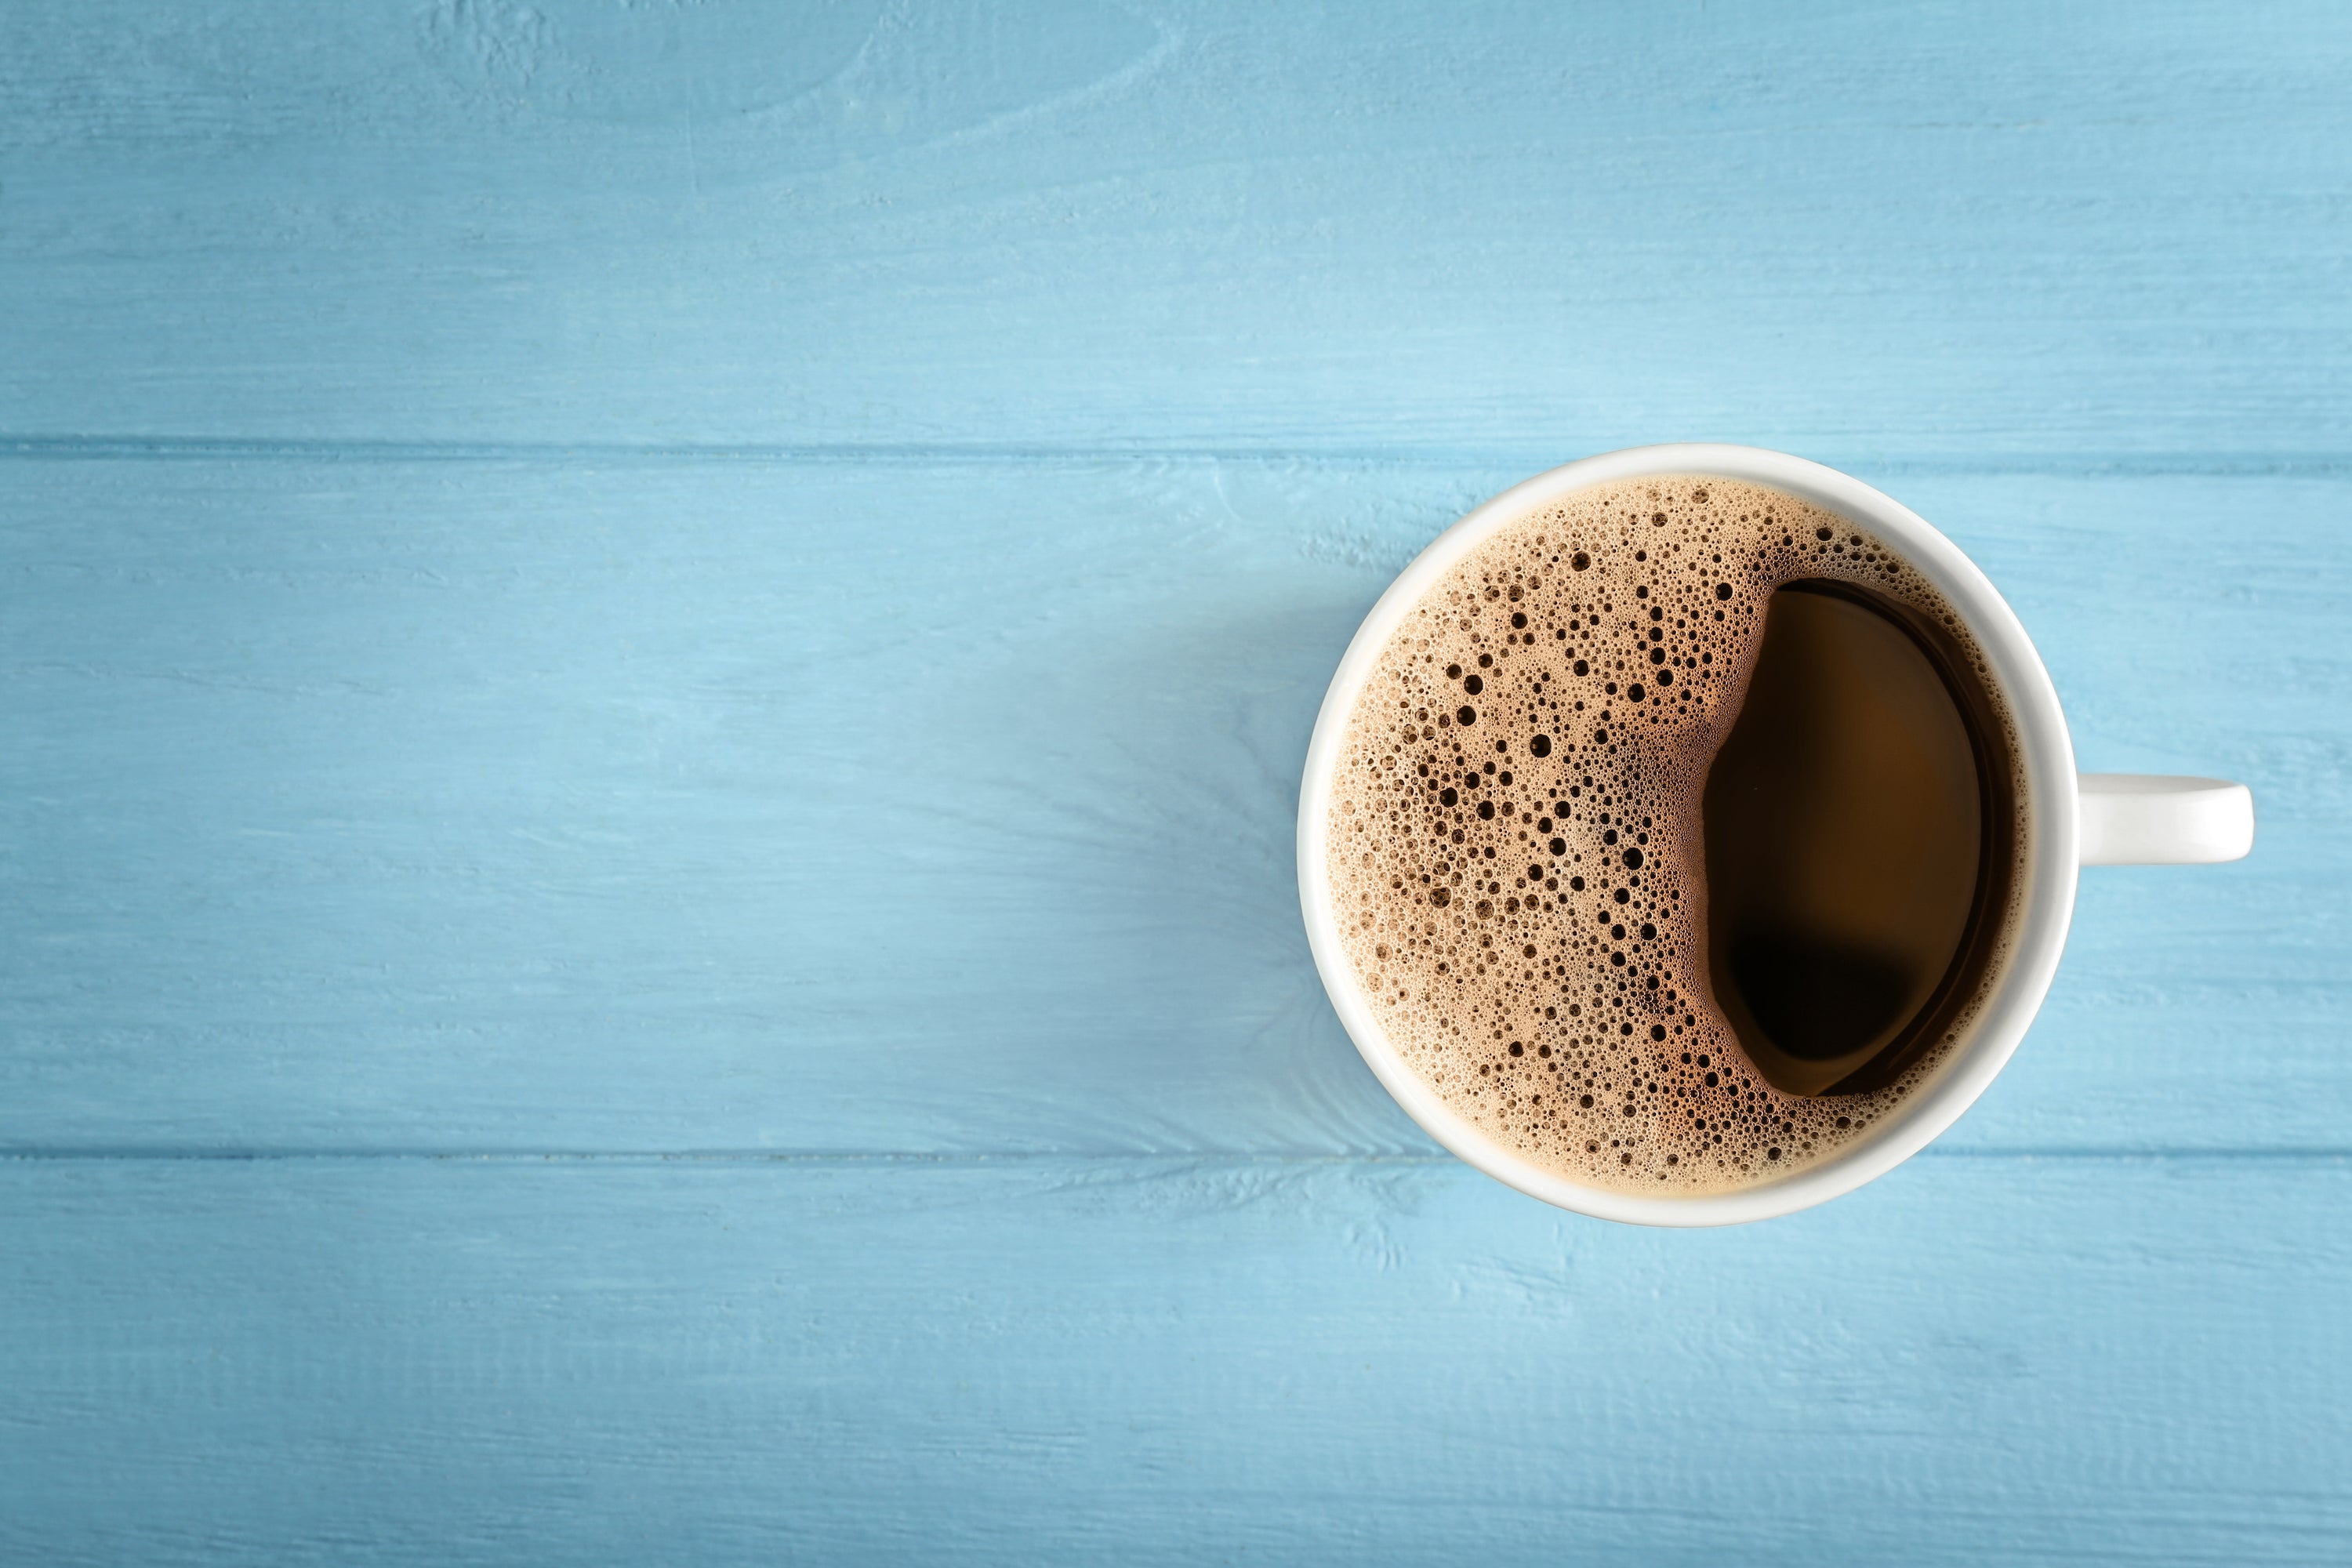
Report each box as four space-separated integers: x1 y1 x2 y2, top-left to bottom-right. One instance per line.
0 1149 2342 1164
5 436 2352 475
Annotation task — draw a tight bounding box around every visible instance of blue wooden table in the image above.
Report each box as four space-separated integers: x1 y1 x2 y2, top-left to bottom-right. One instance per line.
3 3 2347 1561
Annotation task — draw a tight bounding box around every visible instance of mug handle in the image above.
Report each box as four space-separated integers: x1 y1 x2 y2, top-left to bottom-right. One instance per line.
2077 774 2255 866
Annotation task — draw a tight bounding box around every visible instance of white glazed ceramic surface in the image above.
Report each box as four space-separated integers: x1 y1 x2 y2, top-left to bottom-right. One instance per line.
1297 445 2082 1225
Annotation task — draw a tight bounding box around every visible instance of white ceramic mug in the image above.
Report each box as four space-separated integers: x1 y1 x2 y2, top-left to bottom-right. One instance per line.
1296 445 2254 1226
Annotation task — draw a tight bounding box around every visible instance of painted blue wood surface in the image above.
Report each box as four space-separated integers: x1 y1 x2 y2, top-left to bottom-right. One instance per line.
2 3 2348 1563
2 460 2340 1156
4 1156 2349 1564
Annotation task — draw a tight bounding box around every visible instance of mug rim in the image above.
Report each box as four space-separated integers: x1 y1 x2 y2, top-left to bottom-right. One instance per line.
1294 445 2079 1225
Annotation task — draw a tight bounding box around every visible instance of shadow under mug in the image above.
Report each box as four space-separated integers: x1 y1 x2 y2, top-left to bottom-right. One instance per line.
1296 445 2254 1226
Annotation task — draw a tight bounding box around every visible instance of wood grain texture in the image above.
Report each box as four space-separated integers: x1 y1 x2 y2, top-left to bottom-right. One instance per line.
3 2 2349 1560
1 0 2349 457
2 459 2339 1156
2 1156 2348 1566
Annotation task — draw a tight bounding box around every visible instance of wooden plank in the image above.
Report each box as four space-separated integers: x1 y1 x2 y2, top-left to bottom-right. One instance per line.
2 458 2339 1154
0 1155 2345 1564
0 2 2347 456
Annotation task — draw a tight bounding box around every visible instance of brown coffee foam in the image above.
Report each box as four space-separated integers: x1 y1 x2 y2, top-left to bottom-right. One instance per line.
1325 477 2027 1195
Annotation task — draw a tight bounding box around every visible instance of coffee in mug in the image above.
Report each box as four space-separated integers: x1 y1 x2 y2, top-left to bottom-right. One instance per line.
1325 476 2025 1194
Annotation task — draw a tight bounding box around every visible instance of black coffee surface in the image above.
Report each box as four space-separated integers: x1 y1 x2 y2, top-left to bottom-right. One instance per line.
1704 582 2013 1097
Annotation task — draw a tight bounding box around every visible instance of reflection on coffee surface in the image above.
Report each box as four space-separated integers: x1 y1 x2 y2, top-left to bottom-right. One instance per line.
1326 478 2024 1194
